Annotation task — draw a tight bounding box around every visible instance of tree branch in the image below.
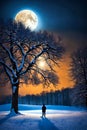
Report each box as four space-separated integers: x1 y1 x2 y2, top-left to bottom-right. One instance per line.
1 43 18 72
0 60 15 77
20 48 46 75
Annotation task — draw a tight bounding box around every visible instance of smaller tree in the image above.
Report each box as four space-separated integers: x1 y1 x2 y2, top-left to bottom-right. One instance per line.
70 46 87 106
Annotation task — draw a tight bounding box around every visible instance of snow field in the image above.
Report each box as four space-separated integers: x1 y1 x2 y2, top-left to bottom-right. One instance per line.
0 104 87 130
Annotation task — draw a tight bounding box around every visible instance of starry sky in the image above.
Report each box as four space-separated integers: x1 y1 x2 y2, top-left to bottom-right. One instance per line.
0 0 87 96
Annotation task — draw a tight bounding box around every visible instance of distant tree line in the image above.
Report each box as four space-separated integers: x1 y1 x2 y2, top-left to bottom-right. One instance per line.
18 88 71 106
0 88 70 105
0 86 87 107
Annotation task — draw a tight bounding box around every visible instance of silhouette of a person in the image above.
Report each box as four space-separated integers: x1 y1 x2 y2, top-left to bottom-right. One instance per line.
42 104 46 117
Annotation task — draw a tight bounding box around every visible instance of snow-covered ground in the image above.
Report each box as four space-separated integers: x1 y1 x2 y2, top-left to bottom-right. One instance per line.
0 104 87 130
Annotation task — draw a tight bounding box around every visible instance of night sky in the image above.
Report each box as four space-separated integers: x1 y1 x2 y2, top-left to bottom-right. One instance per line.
0 0 86 32
0 0 87 96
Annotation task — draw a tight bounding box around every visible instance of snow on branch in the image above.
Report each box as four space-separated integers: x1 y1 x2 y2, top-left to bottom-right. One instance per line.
20 48 46 75
0 19 65 89
0 43 18 72
17 42 43 73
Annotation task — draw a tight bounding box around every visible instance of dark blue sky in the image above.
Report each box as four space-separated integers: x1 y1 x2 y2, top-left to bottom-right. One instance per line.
0 0 86 32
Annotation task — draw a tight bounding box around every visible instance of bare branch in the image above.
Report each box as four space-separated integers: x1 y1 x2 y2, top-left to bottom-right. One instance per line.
1 43 18 71
0 60 14 76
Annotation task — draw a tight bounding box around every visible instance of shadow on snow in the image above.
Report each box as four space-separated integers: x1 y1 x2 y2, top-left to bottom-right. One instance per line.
0 111 22 125
39 117 59 130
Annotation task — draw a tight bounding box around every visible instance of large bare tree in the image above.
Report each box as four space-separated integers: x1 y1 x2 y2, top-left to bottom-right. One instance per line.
0 19 64 113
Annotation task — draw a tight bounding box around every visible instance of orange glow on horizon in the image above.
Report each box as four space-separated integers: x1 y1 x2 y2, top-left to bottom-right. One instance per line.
19 55 74 96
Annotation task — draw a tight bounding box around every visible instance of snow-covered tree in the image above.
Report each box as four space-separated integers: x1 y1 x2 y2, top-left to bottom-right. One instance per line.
0 19 64 113
70 46 87 106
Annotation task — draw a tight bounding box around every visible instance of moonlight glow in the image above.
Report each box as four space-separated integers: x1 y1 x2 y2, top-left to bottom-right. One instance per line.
38 57 47 70
15 10 38 31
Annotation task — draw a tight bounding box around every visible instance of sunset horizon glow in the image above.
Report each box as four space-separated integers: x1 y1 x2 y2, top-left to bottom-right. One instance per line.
19 55 74 96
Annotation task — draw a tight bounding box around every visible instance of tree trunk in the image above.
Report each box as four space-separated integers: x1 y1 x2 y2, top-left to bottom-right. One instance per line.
11 83 19 114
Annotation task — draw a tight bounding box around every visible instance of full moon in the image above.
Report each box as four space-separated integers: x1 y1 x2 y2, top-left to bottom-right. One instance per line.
15 10 38 31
